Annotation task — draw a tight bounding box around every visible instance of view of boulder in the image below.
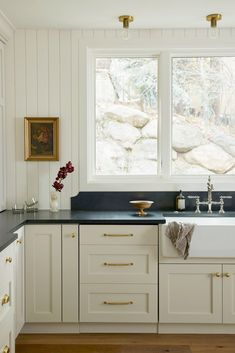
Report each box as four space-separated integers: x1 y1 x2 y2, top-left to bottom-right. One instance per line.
172 121 204 153
97 102 235 175
96 57 235 175
184 143 235 174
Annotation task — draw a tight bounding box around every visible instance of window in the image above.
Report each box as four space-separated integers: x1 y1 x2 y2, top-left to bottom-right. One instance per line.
81 45 235 190
172 56 235 175
95 57 158 175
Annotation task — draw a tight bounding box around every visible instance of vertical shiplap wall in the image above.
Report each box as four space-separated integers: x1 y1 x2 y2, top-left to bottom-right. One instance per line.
5 28 235 208
5 29 80 209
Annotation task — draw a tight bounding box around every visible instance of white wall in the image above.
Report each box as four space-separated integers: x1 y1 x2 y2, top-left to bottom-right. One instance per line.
5 28 235 209
5 29 80 209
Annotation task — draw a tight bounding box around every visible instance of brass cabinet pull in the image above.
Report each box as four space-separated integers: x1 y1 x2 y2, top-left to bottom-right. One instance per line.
103 301 133 305
16 240 22 244
2 345 10 353
5 257 12 263
71 233 76 238
213 272 222 278
103 233 133 237
104 262 134 266
224 273 231 278
1 294 10 306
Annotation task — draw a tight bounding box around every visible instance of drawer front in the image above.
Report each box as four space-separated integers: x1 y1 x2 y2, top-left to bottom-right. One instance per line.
81 245 158 284
80 225 158 245
0 244 14 289
0 244 14 323
80 284 157 323
0 310 14 353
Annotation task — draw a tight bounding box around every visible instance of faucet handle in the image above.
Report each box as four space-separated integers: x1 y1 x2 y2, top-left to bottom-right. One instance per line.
187 195 201 213
219 196 232 214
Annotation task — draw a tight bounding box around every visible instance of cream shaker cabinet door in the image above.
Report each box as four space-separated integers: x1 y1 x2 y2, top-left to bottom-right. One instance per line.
25 225 61 322
80 284 157 323
62 224 79 322
80 225 158 245
81 245 158 284
0 311 14 353
0 243 14 324
223 264 235 324
15 227 25 337
159 264 222 324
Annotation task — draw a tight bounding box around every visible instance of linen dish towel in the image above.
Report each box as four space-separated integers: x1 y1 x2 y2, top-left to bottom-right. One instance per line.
165 221 195 259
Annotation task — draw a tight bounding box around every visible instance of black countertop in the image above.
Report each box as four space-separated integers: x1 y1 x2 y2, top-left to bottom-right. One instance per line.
0 210 166 252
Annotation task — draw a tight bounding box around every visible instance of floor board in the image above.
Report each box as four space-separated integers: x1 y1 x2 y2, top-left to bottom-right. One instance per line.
16 344 191 353
16 333 235 353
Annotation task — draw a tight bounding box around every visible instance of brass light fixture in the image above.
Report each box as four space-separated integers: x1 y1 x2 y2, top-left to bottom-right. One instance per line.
119 15 134 40
206 13 222 38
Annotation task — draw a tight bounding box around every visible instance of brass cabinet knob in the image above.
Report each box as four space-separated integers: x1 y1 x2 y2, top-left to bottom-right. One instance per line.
1 294 10 306
2 345 10 353
16 240 22 244
213 272 221 277
5 257 12 263
71 233 76 238
224 273 231 278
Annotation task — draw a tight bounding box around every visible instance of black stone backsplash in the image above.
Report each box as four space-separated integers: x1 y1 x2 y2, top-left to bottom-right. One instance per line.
71 191 235 212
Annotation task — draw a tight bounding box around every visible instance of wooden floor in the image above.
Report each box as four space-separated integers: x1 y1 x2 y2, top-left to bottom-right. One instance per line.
16 333 235 353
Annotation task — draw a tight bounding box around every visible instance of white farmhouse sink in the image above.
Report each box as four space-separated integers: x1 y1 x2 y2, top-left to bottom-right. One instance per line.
161 217 235 258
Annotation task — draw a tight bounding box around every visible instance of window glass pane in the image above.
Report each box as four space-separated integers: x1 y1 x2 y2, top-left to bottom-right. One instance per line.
172 57 235 175
96 57 158 175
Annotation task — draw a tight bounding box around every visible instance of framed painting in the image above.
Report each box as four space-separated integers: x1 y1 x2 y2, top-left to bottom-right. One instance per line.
24 117 59 161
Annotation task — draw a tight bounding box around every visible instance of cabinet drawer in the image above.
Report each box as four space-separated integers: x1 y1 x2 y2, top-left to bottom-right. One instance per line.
80 284 157 323
0 244 14 291
80 225 158 245
0 244 14 323
0 310 14 353
81 245 158 284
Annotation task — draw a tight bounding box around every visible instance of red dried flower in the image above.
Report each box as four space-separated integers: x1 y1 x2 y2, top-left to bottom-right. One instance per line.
52 161 75 192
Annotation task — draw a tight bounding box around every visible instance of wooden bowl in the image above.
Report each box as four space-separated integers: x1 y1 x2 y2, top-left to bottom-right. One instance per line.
129 200 154 216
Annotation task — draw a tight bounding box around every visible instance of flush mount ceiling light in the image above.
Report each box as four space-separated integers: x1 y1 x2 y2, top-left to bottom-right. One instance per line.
119 15 134 40
206 13 222 39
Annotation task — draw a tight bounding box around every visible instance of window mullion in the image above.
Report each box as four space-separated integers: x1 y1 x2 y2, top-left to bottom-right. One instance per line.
159 51 171 178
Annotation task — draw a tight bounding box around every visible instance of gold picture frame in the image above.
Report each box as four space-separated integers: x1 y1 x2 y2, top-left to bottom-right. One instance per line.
24 117 59 161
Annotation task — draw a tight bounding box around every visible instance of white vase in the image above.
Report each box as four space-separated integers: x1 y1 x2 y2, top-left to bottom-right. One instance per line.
50 191 59 212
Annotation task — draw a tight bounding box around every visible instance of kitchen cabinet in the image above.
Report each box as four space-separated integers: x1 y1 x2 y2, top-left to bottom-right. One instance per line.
25 224 79 323
222 265 235 323
62 225 79 322
159 263 235 324
80 225 158 323
0 243 15 353
14 227 25 337
159 264 222 324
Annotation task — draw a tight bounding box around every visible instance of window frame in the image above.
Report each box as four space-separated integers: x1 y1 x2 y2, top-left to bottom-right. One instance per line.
79 41 235 191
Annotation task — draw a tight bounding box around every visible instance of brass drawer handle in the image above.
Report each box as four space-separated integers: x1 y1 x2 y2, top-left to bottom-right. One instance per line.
104 262 134 266
1 294 10 306
224 273 231 278
5 257 12 263
2 345 10 353
103 233 133 237
213 272 222 278
16 240 22 244
103 301 133 305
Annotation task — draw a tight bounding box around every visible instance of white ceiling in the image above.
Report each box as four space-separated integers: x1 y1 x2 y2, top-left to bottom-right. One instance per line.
0 0 234 29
